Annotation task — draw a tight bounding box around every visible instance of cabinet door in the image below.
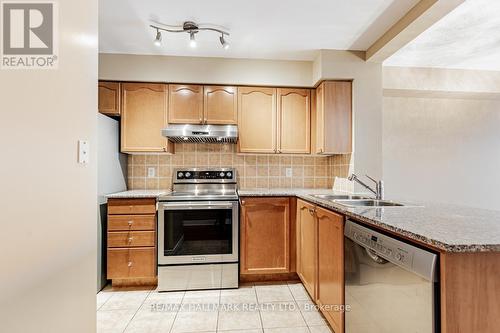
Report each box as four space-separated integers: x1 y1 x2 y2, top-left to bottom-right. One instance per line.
240 197 290 274
107 247 156 279
315 83 325 154
296 199 317 299
278 88 310 154
238 87 277 153
204 86 237 124
316 206 344 333
121 83 172 153
315 81 352 154
98 81 120 116
168 84 204 124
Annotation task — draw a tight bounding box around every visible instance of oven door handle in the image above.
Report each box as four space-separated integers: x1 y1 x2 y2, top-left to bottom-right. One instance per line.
161 202 234 210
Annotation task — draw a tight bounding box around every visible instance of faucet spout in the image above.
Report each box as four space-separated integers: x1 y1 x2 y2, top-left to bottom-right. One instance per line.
348 173 384 200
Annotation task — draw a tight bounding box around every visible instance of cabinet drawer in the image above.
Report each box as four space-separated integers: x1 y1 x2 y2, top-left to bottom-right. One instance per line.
108 231 156 248
108 198 156 215
108 215 156 231
107 247 156 279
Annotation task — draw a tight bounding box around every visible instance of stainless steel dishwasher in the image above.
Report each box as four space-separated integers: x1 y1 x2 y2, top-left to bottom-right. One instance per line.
344 219 438 333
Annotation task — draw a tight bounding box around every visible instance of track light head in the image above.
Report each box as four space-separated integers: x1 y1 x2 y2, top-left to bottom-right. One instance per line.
189 31 197 48
220 34 229 50
154 29 162 46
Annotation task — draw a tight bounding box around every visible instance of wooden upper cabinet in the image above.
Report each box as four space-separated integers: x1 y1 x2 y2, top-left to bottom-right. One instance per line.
314 81 352 154
168 84 204 124
204 86 238 124
238 87 277 153
121 83 173 153
316 206 344 333
278 88 311 154
98 81 121 116
296 199 317 299
240 197 291 274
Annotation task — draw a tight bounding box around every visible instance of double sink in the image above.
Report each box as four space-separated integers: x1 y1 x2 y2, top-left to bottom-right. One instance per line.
311 194 405 207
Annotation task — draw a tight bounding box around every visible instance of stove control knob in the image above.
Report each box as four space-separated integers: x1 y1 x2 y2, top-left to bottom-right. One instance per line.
226 172 232 178
219 172 225 178
185 172 192 178
177 172 184 178
396 253 403 261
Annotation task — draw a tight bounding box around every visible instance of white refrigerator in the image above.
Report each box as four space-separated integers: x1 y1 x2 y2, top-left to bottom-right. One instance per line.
97 114 127 291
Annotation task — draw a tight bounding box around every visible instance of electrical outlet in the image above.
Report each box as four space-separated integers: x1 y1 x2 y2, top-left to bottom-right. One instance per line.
147 167 156 178
78 140 89 164
286 167 292 178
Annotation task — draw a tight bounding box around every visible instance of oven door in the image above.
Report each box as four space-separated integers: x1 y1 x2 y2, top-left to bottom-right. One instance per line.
158 201 238 265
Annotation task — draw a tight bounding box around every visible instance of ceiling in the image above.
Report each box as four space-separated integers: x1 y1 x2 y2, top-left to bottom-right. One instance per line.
99 0 418 61
385 0 500 71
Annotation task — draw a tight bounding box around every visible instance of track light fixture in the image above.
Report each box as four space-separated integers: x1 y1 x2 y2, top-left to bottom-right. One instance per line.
189 31 197 48
154 28 162 46
150 21 230 49
220 34 229 50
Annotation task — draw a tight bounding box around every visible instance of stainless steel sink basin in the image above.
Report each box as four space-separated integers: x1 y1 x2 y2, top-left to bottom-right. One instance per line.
312 194 369 201
334 199 405 207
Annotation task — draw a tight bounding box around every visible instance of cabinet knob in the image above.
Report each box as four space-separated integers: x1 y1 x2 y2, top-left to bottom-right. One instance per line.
128 220 133 226
128 237 133 242
241 200 245 206
128 261 132 267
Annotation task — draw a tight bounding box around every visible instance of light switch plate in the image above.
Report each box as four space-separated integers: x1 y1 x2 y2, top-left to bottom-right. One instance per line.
147 167 156 178
285 167 292 178
78 140 89 164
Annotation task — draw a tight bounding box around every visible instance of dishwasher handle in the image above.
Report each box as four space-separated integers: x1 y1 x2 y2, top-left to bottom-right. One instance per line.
345 219 438 282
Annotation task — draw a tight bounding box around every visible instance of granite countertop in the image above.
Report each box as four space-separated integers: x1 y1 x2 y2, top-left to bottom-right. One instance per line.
238 188 500 253
106 189 170 199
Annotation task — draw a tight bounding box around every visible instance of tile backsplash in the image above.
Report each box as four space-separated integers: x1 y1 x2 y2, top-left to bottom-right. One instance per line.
127 143 353 191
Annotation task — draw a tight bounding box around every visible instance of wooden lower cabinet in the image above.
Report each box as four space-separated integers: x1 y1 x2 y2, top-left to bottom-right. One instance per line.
240 197 295 277
107 247 156 279
107 198 157 286
296 199 317 299
316 207 344 333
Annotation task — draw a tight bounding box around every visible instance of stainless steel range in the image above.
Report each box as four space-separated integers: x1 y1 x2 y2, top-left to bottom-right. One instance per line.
157 168 239 291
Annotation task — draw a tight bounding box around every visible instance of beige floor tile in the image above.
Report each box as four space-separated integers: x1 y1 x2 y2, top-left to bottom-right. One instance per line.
217 329 263 333
296 300 327 326
97 292 114 310
220 292 258 306
256 285 294 303
308 325 333 333
123 308 176 333
100 291 150 311
264 328 309 333
287 282 312 301
170 310 218 333
217 309 262 331
259 302 306 329
141 291 184 312
180 290 220 312
97 309 136 333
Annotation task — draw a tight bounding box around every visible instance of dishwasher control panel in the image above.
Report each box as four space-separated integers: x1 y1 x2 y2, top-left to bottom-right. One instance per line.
347 221 413 269
345 219 438 281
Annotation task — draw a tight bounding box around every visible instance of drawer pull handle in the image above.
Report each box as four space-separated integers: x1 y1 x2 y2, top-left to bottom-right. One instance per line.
128 261 132 267
128 237 133 243
128 221 133 226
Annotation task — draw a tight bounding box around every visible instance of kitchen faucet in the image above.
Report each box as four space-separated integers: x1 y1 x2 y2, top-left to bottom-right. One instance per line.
348 174 384 200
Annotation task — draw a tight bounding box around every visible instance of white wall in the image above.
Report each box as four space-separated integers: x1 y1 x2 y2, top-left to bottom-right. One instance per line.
383 67 500 210
0 0 98 332
99 53 313 87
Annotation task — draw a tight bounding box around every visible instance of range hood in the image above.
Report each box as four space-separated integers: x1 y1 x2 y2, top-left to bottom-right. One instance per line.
162 124 238 143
